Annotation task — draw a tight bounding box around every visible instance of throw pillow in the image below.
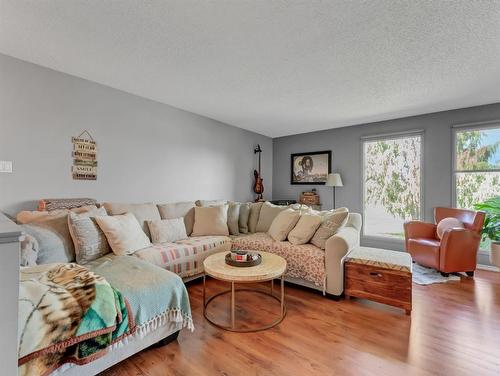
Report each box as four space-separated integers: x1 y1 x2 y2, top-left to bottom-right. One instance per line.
248 202 263 233
256 202 288 232
147 218 188 243
191 206 229 236
95 212 151 255
268 209 300 242
20 224 75 264
310 208 349 249
288 214 322 245
239 203 251 233
102 202 161 240
157 201 196 235
20 234 38 266
68 207 111 264
437 217 464 239
227 202 241 235
16 209 91 263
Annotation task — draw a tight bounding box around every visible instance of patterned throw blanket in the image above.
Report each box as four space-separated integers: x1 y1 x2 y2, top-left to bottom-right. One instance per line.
18 263 135 376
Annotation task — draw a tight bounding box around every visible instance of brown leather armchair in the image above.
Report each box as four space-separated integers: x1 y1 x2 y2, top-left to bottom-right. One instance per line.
404 207 485 277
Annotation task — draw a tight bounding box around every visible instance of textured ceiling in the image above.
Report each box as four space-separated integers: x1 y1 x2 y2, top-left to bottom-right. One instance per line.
1 1 500 137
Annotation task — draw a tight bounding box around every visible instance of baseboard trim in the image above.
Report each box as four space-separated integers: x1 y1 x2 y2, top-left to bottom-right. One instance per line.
477 264 500 272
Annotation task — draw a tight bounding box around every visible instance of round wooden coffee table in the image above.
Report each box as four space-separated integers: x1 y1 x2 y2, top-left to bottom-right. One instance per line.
203 251 287 332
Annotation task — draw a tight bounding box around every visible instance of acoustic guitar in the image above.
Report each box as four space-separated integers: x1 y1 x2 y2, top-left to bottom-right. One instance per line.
253 144 264 201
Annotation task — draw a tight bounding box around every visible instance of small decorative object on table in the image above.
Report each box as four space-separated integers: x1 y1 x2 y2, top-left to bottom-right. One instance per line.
225 250 262 267
344 246 412 315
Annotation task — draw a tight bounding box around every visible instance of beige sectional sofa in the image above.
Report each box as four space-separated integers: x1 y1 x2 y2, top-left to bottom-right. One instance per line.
104 200 362 297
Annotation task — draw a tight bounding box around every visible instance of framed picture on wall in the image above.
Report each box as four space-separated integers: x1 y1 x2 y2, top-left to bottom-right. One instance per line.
291 150 331 184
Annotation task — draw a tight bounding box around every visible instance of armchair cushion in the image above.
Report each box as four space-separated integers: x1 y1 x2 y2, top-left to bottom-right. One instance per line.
407 238 440 269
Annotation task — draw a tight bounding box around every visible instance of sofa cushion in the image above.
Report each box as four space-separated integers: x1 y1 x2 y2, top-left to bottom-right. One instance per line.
288 213 322 245
102 202 161 239
238 203 250 233
231 233 325 288
68 207 111 264
20 224 75 264
157 201 196 235
256 202 288 232
248 202 263 233
95 213 151 255
268 209 300 241
273 241 326 288
231 232 274 253
134 236 231 278
147 218 188 243
191 206 229 236
227 202 240 235
16 208 96 263
310 208 349 249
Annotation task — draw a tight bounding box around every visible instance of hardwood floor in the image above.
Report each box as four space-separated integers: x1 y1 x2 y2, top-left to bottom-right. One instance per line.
102 270 500 376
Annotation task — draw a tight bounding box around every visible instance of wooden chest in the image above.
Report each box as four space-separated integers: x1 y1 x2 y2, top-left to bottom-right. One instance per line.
299 193 320 206
344 247 412 315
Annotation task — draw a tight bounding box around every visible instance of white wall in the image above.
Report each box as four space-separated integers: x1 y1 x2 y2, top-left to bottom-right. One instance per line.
0 54 272 216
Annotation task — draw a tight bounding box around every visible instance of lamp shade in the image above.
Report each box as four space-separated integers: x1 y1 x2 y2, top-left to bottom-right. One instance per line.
326 173 343 187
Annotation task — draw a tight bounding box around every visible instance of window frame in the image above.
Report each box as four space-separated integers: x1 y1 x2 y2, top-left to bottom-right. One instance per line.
451 120 500 208
361 129 425 243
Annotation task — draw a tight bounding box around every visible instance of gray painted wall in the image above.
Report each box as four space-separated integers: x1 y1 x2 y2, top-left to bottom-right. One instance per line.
0 54 272 216
273 103 500 264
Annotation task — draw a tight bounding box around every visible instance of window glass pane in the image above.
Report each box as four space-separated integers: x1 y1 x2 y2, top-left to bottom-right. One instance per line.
455 127 500 171
363 135 422 238
455 171 500 209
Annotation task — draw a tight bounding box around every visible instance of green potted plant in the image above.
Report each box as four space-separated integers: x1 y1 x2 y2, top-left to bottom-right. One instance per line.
474 196 500 267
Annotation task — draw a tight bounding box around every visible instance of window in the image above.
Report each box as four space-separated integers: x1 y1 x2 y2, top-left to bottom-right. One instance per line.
453 123 500 249
363 132 423 239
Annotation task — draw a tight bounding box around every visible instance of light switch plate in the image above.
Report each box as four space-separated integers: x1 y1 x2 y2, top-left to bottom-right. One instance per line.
0 161 13 173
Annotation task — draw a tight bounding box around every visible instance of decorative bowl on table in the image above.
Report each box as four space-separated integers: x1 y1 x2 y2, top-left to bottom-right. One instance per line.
225 250 262 267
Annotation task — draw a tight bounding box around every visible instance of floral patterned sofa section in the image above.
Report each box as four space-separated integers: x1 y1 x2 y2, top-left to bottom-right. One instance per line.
134 236 231 278
231 233 326 290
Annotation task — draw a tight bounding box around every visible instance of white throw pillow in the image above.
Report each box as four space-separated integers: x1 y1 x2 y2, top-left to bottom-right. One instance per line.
95 212 151 255
436 217 464 239
310 208 349 249
288 214 322 245
147 218 188 243
268 209 300 242
191 206 229 236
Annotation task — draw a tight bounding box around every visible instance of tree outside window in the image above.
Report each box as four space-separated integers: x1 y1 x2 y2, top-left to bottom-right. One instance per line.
363 134 422 239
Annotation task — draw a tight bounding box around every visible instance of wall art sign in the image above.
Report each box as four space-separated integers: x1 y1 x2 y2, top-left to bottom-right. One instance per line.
290 150 331 185
72 130 97 180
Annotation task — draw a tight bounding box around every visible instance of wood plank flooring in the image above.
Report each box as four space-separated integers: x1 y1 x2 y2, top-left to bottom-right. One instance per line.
102 270 500 376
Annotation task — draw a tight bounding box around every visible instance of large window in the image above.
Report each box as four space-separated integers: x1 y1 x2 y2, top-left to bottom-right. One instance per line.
363 132 423 239
454 124 500 249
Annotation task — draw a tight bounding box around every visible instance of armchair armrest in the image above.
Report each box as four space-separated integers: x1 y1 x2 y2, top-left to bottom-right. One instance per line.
439 228 481 272
324 226 360 296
